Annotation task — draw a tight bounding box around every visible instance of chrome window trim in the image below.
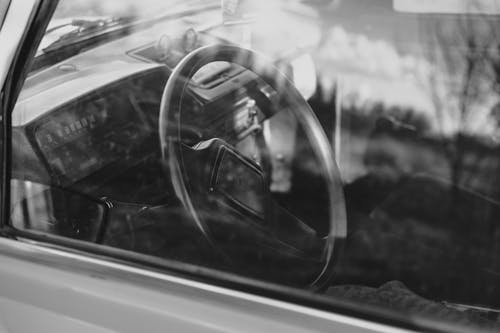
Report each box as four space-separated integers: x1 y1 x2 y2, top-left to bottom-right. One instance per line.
0 236 414 333
0 0 38 90
0 0 11 31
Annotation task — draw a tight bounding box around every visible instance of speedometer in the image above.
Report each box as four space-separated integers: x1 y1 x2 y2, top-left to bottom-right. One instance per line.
35 98 107 150
34 99 110 180
32 85 150 184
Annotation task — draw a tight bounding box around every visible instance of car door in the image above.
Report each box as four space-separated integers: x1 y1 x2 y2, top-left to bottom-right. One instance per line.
0 2 406 332
2 1 499 332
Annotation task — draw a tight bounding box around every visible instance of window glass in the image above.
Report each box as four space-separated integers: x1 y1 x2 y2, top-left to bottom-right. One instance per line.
10 0 500 330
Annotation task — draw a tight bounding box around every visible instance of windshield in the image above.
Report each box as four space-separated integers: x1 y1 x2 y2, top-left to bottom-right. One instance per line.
11 0 500 331
36 0 218 60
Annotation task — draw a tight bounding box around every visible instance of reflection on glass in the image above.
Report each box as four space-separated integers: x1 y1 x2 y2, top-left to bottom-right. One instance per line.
11 181 105 242
10 0 500 330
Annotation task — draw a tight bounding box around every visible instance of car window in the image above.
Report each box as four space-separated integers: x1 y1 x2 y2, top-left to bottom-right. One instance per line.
9 0 500 331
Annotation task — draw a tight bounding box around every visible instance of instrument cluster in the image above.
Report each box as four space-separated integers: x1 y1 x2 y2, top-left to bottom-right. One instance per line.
31 76 158 185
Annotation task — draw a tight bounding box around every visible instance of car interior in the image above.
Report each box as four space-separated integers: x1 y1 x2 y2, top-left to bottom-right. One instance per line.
7 1 500 330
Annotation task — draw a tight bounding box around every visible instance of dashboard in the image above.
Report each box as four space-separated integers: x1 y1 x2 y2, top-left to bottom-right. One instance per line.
23 68 167 187
15 59 272 208
12 24 280 209
34 94 139 182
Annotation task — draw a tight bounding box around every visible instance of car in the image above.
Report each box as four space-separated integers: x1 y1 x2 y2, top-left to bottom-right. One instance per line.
0 0 500 332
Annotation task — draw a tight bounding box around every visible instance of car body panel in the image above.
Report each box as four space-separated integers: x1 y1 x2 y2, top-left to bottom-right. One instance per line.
0 237 410 333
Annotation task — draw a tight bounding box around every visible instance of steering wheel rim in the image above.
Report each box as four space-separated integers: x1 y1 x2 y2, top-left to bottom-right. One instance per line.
159 44 346 288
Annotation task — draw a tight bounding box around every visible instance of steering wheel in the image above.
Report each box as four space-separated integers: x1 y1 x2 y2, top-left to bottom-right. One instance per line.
159 44 346 288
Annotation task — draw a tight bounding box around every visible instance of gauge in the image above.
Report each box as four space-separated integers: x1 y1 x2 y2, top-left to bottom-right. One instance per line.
156 34 172 60
182 28 198 53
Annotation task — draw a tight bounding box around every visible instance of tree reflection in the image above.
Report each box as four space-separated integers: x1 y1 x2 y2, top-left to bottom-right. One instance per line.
422 10 500 196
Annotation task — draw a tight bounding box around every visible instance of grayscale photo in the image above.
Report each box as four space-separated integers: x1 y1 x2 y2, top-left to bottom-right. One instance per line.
0 0 500 332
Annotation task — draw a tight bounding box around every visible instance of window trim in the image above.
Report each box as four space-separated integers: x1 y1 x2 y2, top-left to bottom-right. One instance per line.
1 0 57 233
6 228 434 332
0 1 469 332
0 235 417 333
0 0 11 31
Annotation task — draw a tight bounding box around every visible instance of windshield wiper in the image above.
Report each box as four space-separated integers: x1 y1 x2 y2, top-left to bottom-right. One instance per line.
40 0 217 54
30 1 220 73
42 16 135 52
